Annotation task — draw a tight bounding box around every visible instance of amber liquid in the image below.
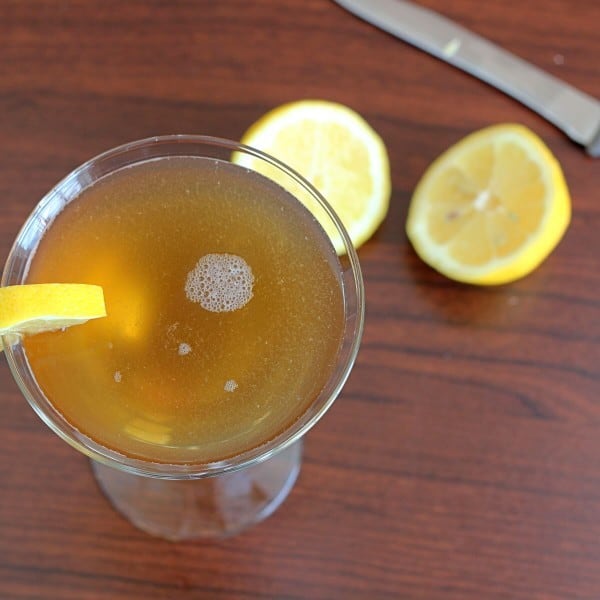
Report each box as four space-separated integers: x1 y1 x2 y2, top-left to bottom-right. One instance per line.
24 157 345 463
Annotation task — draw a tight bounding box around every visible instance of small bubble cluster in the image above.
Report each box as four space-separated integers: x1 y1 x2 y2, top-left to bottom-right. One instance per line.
224 379 238 392
185 253 254 313
178 342 192 356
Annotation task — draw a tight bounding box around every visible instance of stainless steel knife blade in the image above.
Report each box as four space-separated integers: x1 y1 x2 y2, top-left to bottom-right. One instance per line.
333 0 600 156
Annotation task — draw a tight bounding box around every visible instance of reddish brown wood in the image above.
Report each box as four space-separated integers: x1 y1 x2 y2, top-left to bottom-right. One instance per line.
1 1 599 598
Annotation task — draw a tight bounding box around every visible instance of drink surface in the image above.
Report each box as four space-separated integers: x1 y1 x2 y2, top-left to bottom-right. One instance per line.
24 156 345 464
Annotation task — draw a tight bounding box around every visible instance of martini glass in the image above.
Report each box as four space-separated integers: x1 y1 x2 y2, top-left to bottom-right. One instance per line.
1 135 364 540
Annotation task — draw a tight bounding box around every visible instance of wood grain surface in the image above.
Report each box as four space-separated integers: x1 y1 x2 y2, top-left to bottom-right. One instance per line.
1 1 599 598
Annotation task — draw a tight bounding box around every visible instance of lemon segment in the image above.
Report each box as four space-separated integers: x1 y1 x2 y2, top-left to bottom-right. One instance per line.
233 100 391 254
406 124 571 285
0 283 106 351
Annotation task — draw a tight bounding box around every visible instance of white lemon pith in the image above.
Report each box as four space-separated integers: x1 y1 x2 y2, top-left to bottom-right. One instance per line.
234 100 391 254
406 124 571 285
0 283 106 351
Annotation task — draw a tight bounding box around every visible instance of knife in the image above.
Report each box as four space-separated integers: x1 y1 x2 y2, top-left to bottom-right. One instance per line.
333 0 600 157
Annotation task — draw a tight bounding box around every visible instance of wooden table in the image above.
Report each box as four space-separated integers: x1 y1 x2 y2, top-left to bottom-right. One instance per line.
1 1 599 598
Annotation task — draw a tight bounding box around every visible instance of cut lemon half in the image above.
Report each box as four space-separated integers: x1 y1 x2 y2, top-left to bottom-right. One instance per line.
233 100 391 254
0 284 106 351
406 124 571 285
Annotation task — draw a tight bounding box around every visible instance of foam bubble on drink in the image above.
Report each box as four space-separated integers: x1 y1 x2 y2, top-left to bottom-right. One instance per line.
224 379 238 392
114 370 122 383
178 342 192 356
185 253 254 313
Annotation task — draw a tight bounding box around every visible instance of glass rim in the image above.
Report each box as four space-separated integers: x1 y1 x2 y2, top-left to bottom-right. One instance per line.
1 134 365 479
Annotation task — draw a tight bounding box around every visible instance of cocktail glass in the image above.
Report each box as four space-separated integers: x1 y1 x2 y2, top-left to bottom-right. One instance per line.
1 135 364 540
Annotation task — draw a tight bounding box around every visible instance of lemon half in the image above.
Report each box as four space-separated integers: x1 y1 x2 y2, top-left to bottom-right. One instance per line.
234 100 391 254
406 124 571 285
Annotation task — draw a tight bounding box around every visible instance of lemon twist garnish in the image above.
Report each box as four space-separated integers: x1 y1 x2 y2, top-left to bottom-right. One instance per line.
0 283 106 351
233 99 392 254
406 124 571 285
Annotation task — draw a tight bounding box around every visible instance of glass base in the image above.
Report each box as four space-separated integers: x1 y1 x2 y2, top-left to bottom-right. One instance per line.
91 440 302 541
